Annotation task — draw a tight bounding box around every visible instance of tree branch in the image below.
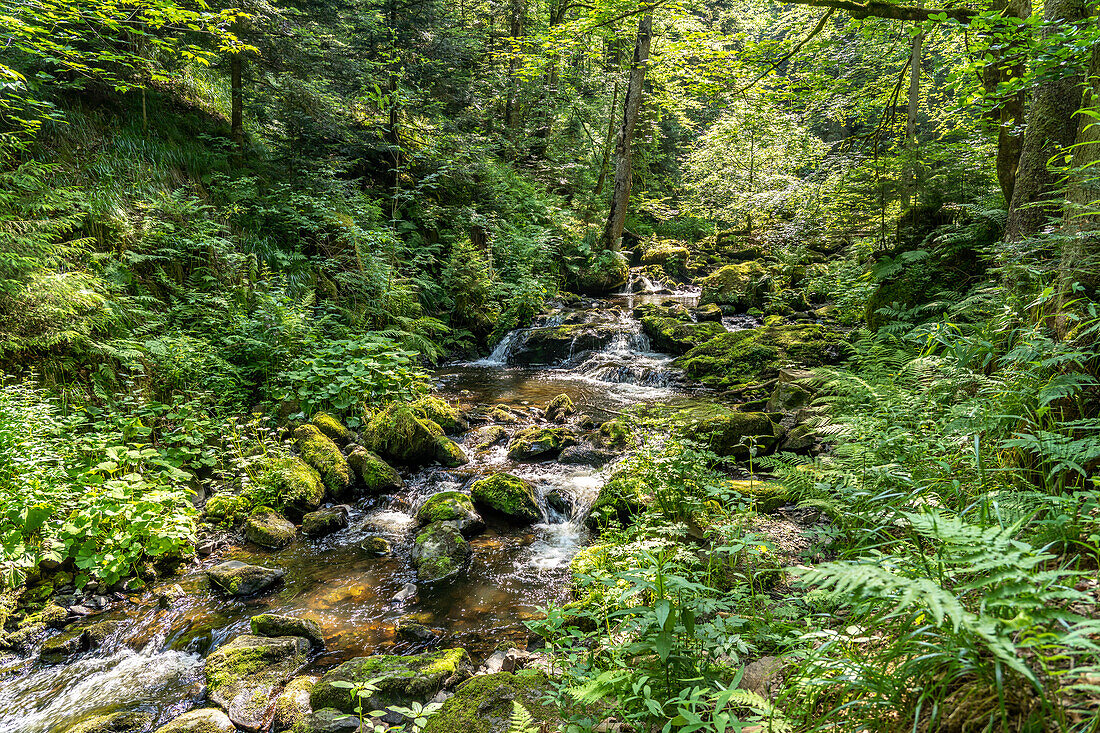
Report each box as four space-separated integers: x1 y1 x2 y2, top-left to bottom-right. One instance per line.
786 0 977 23
734 8 836 94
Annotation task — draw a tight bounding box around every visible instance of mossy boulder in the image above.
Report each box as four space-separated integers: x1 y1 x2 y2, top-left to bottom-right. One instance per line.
678 405 783 459
471 425 509 451
506 426 579 461
641 314 726 355
251 613 325 648
153 709 236 733
301 506 350 538
274 675 317 732
585 469 648 529
544 393 576 422
693 303 723 322
245 510 297 549
416 492 484 537
509 324 619 365
412 396 467 434
204 493 254 526
572 251 628 295
362 404 468 468
311 649 472 714
40 628 88 663
699 262 774 311
675 323 848 388
310 413 355 447
724 479 790 513
288 708 358 733
411 522 472 582
470 474 542 523
264 456 326 517
595 418 636 449
293 425 353 498
421 671 560 733
205 634 312 731
60 711 154 733
346 446 404 494
641 239 690 274
206 561 285 597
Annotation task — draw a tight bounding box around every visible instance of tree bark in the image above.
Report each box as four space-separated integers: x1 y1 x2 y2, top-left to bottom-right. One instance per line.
594 81 620 197
1005 0 1089 241
980 0 1031 205
504 0 526 129
1059 30 1100 306
600 11 652 252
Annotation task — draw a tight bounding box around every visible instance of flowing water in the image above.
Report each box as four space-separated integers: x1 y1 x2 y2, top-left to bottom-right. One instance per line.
0 289 712 733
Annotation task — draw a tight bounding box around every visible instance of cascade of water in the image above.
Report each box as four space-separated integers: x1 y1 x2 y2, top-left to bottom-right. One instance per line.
471 329 522 366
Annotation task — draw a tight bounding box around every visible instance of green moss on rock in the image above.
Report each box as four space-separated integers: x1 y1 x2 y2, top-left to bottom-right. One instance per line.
572 251 628 295
699 262 774 311
675 323 848 388
677 405 783 459
311 649 471 714
641 314 726 355
245 510 297 549
293 425 352 498
251 613 325 648
412 396 466 434
421 671 559 733
204 493 253 526
416 492 482 528
153 708 236 733
724 479 789 513
346 446 404 494
362 403 469 468
311 413 355 446
506 426 579 460
411 522 472 582
60 711 154 733
205 634 312 731
585 469 648 529
470 474 542 523
544 393 575 422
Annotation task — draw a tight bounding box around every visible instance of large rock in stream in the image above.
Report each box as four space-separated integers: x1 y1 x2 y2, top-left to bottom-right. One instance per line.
470 473 542 523
640 314 726 355
361 403 468 468
506 426 579 461
411 522 472 582
206 561 285 597
346 446 404 494
205 634 312 731
310 648 472 716
154 709 236 733
416 492 484 537
699 261 774 311
421 671 560 733
60 710 154 733
679 405 784 459
245 510 297 549
508 324 619 365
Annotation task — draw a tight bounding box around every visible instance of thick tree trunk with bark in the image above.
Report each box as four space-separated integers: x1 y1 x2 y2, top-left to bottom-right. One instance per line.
981 0 1031 205
600 11 652 252
1005 0 1088 241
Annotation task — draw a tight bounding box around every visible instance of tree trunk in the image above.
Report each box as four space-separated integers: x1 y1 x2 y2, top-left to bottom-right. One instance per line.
981 0 1031 205
594 82 620 197
903 29 924 209
1059 32 1100 307
1005 0 1088 241
231 54 243 167
599 11 652 252
504 0 525 129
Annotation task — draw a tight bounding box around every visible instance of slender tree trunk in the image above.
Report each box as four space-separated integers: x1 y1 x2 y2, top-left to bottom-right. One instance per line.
594 82 620 197
231 54 243 167
600 11 652 252
903 29 924 209
1005 0 1088 241
504 0 525 129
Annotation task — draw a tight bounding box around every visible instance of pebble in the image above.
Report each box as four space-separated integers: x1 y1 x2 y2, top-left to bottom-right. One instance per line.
393 582 417 602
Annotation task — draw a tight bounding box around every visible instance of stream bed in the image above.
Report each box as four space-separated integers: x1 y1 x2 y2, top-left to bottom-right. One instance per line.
0 291 718 733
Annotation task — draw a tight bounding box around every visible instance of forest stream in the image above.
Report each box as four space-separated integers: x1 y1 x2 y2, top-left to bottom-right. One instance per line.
0 288 735 733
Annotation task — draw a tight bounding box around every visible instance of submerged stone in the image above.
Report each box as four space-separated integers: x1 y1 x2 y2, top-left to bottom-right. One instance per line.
310 648 472 715
206 561 285 597
469 473 542 523
205 634 312 731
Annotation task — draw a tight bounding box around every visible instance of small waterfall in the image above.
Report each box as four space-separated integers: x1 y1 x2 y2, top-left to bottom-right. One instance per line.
471 329 523 366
